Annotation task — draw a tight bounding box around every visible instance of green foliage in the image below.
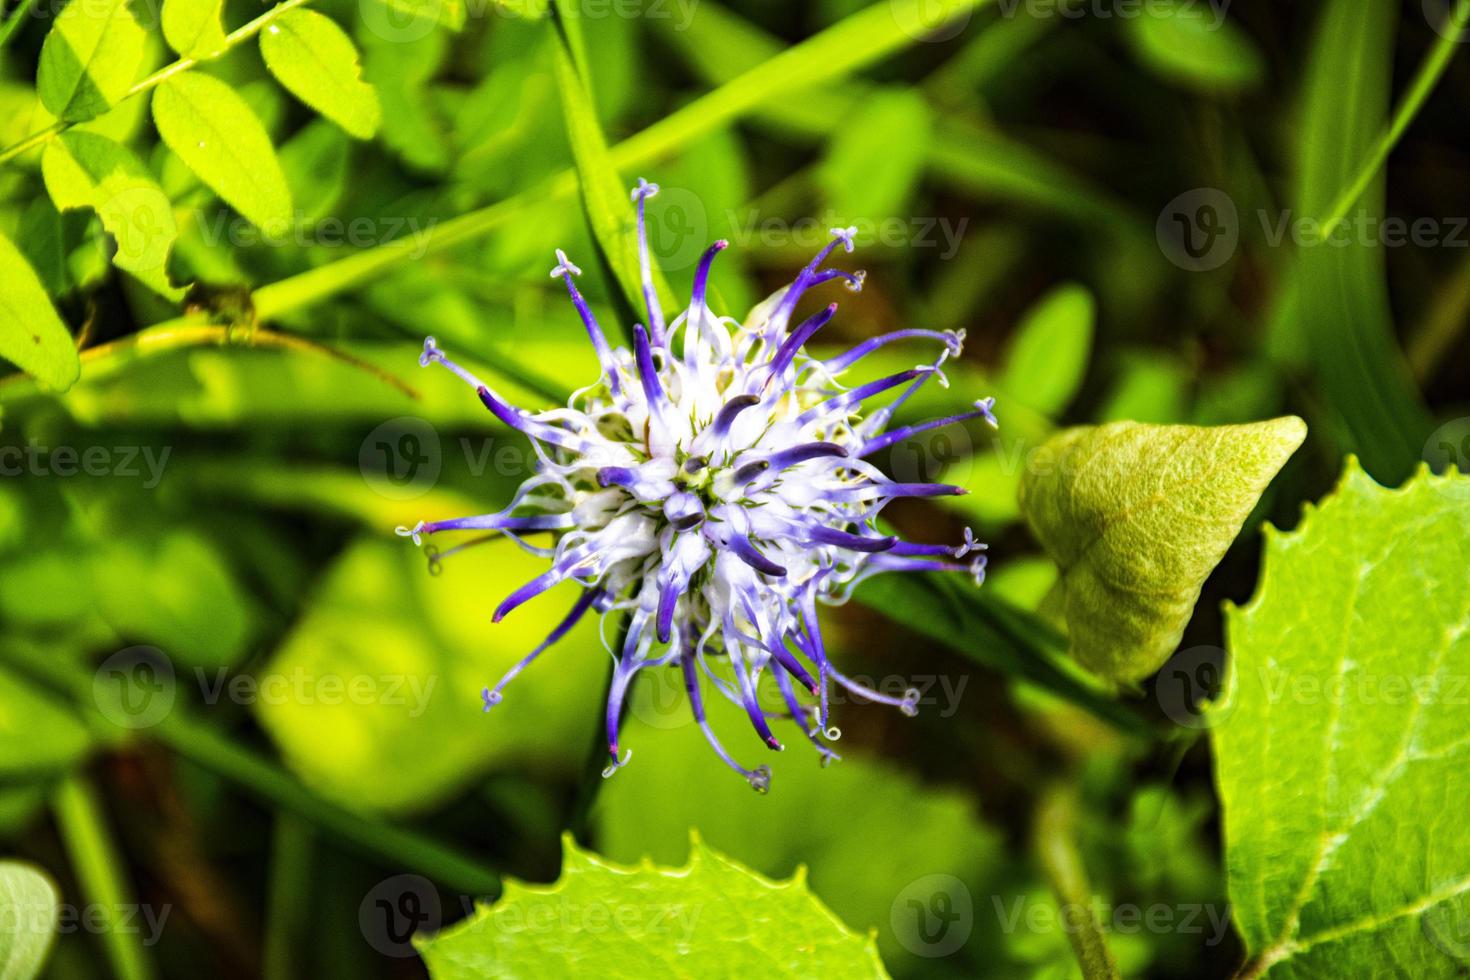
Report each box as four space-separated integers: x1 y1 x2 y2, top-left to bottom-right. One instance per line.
152 71 292 230
40 130 179 298
1214 461 1470 977
37 0 145 123
816 89 931 221
0 861 59 980
998 284 1094 418
417 833 888 978
160 0 225 60
259 10 380 140
1124 0 1265 92
0 230 78 391
1019 418 1306 683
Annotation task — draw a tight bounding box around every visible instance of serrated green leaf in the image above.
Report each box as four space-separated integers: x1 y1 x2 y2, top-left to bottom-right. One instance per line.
1018 418 1306 683
1125 0 1264 93
999 284 1095 417
260 10 380 139
0 860 60 980
0 230 79 391
1214 461 1470 977
160 0 226 59
417 834 888 978
36 0 145 123
549 0 675 322
41 131 180 299
152 72 292 231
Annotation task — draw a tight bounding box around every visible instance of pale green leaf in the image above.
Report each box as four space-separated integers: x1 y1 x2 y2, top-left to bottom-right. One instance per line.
417 834 888 978
1125 0 1264 92
160 0 226 59
152 72 293 231
41 131 180 298
0 230 79 391
255 537 608 815
260 10 380 139
1214 461 1470 976
1018 418 1306 683
36 0 145 123
816 89 930 221
0 861 60 980
999 284 1095 417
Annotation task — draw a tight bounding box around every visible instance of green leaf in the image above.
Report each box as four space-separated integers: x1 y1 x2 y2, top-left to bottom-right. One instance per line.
549 0 675 322
417 833 888 978
260 10 380 140
1214 461 1470 976
1018 418 1306 683
0 657 92 778
816 89 930 221
152 72 292 231
1125 0 1264 93
160 0 226 59
0 861 60 980
1292 0 1430 481
0 230 79 391
41 131 180 299
999 284 1095 417
36 0 145 123
255 537 610 815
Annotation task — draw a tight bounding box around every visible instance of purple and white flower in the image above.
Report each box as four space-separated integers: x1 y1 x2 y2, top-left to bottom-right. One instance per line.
399 179 995 791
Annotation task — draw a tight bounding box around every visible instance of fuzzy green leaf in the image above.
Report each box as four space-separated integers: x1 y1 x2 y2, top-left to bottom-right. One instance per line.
41 131 180 298
1214 461 1470 977
1018 418 1306 683
36 0 145 123
259 10 380 139
417 834 888 978
152 72 292 231
160 0 226 59
1125 0 1264 92
0 231 78 391
0 861 60 980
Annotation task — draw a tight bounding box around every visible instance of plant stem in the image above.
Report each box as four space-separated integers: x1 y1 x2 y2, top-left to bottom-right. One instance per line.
0 0 314 166
0 0 46 49
1317 0 1470 239
1035 784 1121 980
262 813 315 980
51 775 157 980
3 645 501 899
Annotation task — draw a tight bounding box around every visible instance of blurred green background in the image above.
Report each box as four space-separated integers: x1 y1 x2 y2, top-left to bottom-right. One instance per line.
2 0 1468 976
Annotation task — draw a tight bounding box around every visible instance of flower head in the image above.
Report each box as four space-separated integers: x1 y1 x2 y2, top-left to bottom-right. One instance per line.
399 180 995 791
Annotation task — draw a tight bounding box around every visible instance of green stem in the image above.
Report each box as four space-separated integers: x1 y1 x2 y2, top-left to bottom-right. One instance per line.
262 813 315 980
1035 784 1121 980
1407 246 1470 381
0 0 46 48
1317 0 1470 238
0 0 314 166
4 646 501 899
51 775 157 980
250 0 991 320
